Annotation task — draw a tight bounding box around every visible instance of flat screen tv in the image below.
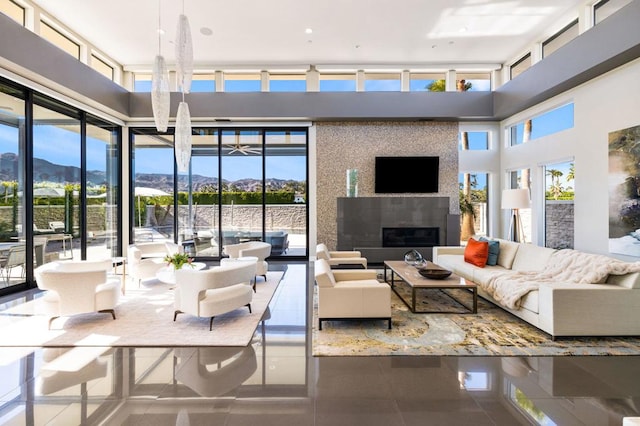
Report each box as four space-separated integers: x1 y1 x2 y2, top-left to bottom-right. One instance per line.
375 156 439 193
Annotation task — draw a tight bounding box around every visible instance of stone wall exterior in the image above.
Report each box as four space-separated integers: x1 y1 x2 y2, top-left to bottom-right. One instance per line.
0 204 305 236
545 201 574 249
176 204 306 232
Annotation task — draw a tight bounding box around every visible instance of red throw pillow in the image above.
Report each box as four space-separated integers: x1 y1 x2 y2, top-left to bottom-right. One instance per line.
464 238 489 268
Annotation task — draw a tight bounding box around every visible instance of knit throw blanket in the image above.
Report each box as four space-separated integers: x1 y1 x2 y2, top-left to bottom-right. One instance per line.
483 249 640 309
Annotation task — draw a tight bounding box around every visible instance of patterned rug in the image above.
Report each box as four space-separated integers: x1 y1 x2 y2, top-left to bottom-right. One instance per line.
312 284 640 356
0 271 283 347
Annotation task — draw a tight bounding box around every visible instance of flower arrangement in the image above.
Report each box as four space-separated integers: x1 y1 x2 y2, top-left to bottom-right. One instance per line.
164 252 194 270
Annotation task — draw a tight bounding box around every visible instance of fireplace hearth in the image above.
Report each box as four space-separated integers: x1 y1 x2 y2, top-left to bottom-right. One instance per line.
336 197 460 264
382 227 439 247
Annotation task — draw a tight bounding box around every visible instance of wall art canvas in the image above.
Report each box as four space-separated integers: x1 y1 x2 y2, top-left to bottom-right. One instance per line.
609 124 640 256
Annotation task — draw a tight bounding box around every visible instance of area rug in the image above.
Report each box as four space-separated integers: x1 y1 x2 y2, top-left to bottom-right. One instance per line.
312 286 640 356
0 271 283 347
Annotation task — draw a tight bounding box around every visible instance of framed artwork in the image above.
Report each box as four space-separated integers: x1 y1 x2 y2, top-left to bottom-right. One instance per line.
609 124 640 256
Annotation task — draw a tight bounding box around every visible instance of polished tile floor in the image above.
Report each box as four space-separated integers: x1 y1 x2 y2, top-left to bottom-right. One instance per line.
0 261 639 425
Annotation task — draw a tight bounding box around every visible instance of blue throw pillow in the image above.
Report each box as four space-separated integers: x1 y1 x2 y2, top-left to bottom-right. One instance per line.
479 237 500 266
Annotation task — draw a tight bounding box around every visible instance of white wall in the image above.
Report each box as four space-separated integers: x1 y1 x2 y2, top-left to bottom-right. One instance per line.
499 57 640 259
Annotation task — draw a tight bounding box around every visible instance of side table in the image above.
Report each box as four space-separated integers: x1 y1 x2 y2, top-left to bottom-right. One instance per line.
112 256 126 295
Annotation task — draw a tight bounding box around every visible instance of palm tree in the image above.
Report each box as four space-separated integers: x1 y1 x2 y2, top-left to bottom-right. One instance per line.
546 169 564 200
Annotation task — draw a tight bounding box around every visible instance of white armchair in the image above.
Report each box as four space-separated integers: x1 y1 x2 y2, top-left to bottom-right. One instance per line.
223 241 271 280
173 261 256 330
316 243 367 269
34 259 120 329
314 259 391 330
127 242 180 286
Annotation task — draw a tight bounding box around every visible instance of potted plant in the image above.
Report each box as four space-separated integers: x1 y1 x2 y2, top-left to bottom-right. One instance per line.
164 252 194 270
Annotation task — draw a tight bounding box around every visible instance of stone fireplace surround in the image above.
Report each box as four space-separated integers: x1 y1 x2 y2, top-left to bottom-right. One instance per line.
337 197 460 264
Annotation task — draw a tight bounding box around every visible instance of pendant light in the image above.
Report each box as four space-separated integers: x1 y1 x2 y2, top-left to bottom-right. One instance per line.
151 0 169 132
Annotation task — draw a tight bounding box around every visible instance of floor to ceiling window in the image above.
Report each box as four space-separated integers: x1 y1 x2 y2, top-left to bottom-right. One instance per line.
0 82 26 290
0 78 122 295
32 96 81 262
130 126 308 259
265 130 307 256
220 130 263 254
85 116 120 260
130 130 175 243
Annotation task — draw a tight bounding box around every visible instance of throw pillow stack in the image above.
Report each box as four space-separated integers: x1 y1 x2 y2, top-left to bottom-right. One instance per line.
464 237 500 268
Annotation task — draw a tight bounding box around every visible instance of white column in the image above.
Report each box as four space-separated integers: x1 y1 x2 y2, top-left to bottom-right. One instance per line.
356 70 365 92
215 71 224 92
401 70 410 92
445 70 457 91
260 70 269 92
306 65 319 92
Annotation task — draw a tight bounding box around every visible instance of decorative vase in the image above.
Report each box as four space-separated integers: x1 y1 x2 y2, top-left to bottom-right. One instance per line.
403 249 424 267
346 169 358 197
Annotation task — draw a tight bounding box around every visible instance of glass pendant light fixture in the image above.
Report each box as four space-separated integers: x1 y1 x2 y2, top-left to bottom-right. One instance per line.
173 0 193 171
175 3 193 93
151 0 169 132
174 100 192 172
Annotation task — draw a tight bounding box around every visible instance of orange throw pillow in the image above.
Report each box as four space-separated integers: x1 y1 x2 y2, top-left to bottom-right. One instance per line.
464 238 489 268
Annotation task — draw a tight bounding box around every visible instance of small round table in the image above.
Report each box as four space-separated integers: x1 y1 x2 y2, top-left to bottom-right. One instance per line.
112 256 127 295
220 256 258 291
156 262 207 285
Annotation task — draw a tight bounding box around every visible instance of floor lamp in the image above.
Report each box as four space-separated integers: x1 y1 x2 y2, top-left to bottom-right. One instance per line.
501 188 531 242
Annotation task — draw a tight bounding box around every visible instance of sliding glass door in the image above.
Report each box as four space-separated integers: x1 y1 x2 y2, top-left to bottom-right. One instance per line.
130 126 308 259
0 83 26 290
0 78 123 295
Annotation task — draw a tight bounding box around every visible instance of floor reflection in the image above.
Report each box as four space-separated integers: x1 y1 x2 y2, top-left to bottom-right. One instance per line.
0 263 639 425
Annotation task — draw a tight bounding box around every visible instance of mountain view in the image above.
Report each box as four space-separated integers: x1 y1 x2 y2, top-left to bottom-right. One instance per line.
0 153 303 192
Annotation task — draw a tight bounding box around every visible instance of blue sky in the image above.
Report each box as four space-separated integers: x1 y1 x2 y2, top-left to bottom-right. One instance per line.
135 147 306 181
136 78 493 93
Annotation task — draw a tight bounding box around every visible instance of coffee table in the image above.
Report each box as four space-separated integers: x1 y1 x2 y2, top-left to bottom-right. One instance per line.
383 260 477 314
156 262 207 284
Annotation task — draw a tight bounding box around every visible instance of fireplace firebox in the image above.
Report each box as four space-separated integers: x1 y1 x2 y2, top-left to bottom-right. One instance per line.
382 227 440 248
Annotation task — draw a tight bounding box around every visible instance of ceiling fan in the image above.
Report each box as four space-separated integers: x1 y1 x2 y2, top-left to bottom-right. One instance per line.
224 134 262 155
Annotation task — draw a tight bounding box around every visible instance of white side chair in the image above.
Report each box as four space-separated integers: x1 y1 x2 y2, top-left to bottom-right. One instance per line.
316 243 367 269
34 259 120 329
314 258 391 330
127 246 165 287
223 241 271 280
173 262 256 331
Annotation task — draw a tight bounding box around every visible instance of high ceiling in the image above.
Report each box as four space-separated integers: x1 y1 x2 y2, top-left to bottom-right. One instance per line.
31 0 587 70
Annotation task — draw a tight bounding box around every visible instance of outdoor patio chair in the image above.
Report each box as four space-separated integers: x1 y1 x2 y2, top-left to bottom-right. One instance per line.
0 244 26 284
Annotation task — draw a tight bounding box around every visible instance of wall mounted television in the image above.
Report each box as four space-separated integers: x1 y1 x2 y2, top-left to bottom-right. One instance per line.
375 156 439 193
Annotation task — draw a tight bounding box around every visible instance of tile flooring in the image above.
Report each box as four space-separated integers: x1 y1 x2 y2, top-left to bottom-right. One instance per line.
0 261 639 425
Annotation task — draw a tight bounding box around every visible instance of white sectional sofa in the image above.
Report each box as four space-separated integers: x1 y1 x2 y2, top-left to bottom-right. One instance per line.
433 239 640 339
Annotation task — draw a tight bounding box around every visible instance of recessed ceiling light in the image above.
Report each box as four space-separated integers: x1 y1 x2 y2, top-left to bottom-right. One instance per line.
157 29 165 35
459 26 468 33
432 44 437 49
305 28 313 34
200 27 213 36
